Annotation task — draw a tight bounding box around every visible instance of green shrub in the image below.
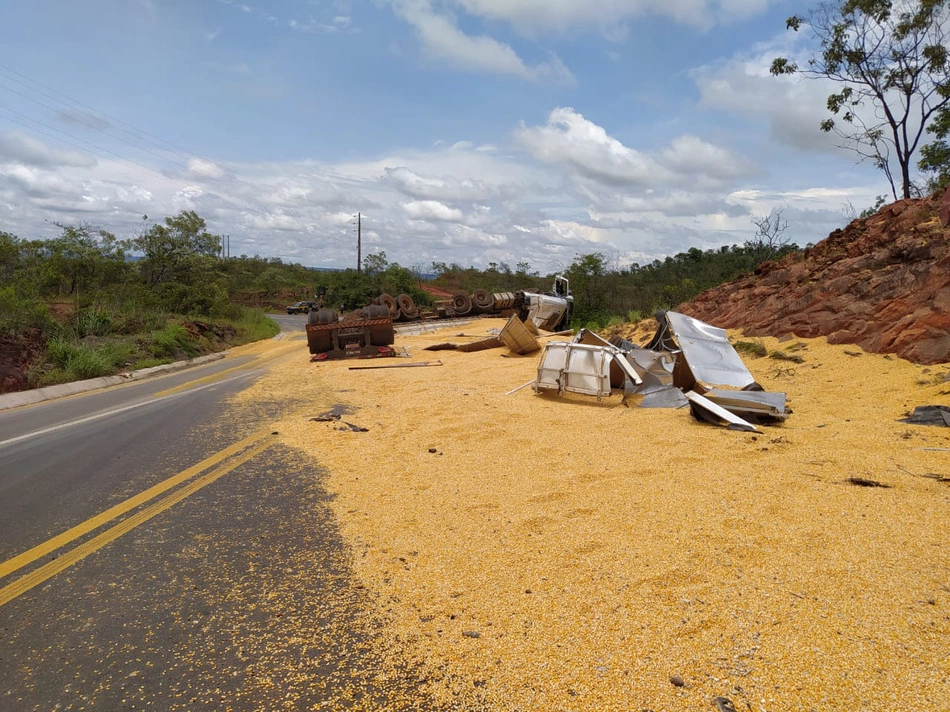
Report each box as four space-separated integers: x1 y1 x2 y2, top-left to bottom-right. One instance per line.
626 310 643 324
151 321 190 356
0 286 53 334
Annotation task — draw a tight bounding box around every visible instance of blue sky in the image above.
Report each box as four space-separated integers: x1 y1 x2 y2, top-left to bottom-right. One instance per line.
0 0 896 273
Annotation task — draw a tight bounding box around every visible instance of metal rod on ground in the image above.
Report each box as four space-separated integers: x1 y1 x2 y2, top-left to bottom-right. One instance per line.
349 360 443 370
505 379 536 396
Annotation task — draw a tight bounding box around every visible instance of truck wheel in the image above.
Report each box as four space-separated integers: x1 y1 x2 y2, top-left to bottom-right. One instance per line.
379 294 397 314
471 289 493 312
452 293 472 316
362 305 389 319
309 309 337 325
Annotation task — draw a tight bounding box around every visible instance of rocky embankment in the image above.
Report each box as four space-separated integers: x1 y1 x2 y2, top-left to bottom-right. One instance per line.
679 189 950 364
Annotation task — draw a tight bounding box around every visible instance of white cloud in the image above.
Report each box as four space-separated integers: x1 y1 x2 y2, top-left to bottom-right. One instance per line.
402 199 466 222
691 42 842 155
392 0 573 82
186 158 227 180
661 135 755 181
515 107 663 185
0 127 868 274
382 166 514 201
0 132 97 169
515 108 754 187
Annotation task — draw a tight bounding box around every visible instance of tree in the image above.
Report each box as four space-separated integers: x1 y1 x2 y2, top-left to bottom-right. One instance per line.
362 251 389 277
128 210 221 286
747 209 792 262
566 252 609 325
918 105 950 192
771 0 950 199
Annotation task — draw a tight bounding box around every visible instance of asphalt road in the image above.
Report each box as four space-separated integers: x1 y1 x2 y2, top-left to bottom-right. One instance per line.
0 316 451 711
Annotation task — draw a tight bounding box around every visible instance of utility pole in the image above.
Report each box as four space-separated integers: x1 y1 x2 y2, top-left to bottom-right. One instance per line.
357 212 362 275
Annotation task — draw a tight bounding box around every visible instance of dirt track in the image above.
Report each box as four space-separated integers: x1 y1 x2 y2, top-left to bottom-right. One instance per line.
237 318 950 711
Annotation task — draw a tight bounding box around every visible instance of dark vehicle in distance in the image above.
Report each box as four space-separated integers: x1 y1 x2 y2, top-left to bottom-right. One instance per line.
286 301 317 314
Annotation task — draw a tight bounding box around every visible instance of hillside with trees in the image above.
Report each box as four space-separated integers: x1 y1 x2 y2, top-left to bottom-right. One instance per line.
1 207 804 393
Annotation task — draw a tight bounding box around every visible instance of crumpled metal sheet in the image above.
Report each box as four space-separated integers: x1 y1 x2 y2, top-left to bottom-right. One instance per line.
665 311 756 389
685 390 759 432
639 386 689 409
898 405 950 427
703 388 788 421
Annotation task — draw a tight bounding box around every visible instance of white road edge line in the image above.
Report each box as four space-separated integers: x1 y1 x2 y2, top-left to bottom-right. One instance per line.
0 371 260 449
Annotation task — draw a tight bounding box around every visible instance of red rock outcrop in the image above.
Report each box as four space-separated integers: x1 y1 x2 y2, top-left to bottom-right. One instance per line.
678 190 950 365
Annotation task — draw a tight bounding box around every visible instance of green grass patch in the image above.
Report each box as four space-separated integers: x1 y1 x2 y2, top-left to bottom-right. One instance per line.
769 349 805 364
733 339 768 358
150 321 193 357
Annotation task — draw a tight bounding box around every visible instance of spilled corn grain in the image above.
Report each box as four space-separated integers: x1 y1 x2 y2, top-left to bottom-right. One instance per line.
236 319 950 711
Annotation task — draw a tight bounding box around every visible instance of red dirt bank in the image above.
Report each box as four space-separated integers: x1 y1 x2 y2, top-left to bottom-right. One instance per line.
678 189 950 365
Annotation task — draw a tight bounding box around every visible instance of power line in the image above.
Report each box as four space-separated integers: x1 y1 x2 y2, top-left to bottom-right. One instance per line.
0 100 269 218
0 64 311 220
0 79 198 174
0 63 214 167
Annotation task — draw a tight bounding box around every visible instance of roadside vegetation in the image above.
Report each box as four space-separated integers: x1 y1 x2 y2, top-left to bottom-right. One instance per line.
1 208 807 391
0 212 282 389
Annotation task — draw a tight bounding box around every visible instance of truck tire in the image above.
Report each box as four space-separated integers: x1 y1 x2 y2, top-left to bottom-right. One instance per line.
471 289 493 312
379 293 397 314
362 305 388 319
452 293 473 316
309 309 337 325
396 294 416 313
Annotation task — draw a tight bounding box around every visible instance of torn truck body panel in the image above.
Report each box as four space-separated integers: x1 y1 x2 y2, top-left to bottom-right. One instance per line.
500 315 541 355
684 391 759 432
623 348 675 391
535 342 613 399
702 389 788 423
526 310 790 429
665 311 756 390
639 386 689 408
574 329 642 388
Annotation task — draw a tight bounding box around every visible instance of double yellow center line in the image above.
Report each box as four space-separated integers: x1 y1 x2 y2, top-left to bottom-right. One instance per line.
0 429 277 607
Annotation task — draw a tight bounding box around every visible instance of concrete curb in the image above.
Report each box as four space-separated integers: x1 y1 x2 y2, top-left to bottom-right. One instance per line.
0 352 228 413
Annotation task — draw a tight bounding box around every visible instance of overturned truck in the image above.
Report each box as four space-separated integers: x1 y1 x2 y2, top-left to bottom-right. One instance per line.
377 275 573 331
306 305 396 360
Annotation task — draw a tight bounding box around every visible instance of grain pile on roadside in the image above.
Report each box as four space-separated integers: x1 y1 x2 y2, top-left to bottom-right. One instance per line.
237 319 950 711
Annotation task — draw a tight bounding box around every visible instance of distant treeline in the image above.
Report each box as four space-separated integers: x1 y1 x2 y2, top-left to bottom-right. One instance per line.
425 242 801 328
0 209 800 387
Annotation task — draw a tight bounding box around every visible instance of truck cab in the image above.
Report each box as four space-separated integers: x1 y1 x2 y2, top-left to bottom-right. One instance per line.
521 275 573 331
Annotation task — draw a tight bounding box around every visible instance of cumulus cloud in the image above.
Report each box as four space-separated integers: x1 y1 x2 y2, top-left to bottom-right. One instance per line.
516 108 663 185
392 0 573 82
661 135 755 181
515 108 753 187
402 199 466 222
0 127 869 274
185 158 227 180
